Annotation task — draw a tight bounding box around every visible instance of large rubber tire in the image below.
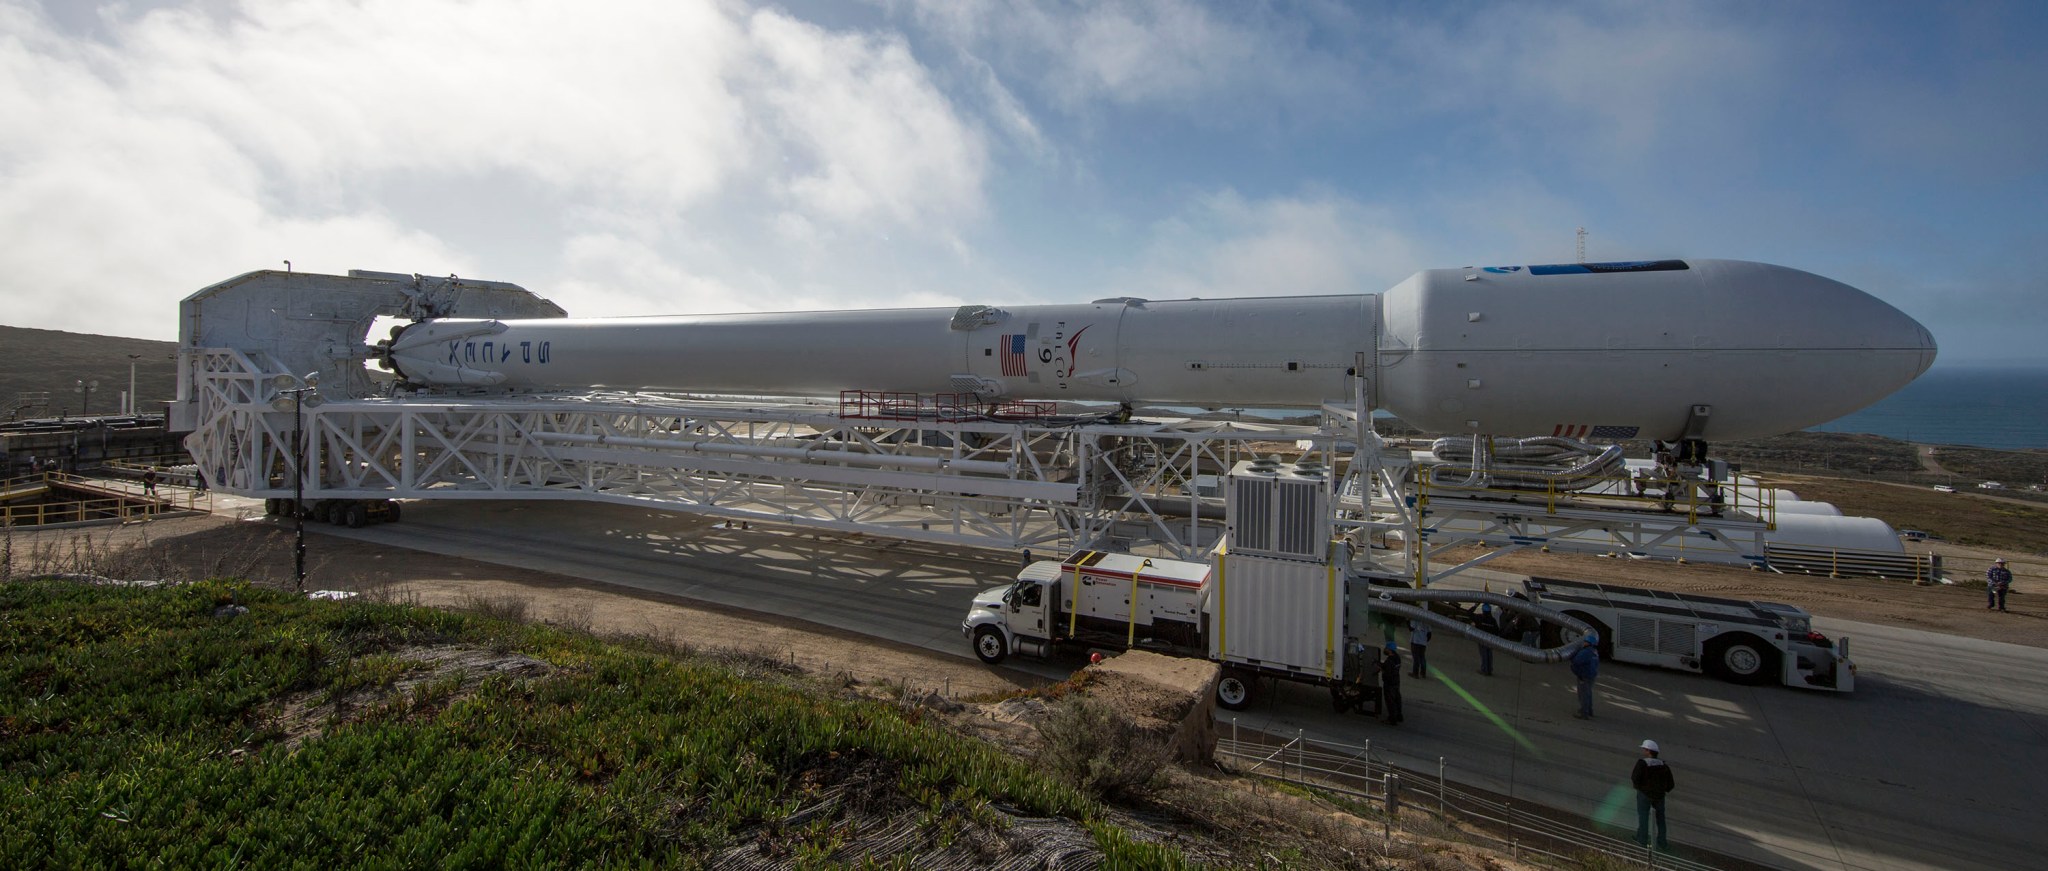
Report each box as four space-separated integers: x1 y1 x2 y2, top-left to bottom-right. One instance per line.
309 501 332 524
1708 636 1777 685
263 498 282 517
344 503 368 529
972 626 1008 665
1216 670 1256 711
384 500 401 523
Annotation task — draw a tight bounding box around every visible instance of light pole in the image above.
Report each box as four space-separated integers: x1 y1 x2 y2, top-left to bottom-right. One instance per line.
271 372 321 591
126 354 142 415
74 379 98 416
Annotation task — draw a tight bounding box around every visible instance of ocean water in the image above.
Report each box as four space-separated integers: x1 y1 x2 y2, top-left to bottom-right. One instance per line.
1808 365 2048 451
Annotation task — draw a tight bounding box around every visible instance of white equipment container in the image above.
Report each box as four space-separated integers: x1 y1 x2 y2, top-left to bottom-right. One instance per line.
1210 550 1342 682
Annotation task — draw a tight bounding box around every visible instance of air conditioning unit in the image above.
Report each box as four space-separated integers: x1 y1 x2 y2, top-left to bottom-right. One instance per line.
1225 458 1331 562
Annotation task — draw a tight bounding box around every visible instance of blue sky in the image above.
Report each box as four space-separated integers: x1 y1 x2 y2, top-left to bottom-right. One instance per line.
3 0 2043 364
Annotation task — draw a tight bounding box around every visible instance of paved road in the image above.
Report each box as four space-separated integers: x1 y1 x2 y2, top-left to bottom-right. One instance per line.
305 500 2047 870
307 499 1073 681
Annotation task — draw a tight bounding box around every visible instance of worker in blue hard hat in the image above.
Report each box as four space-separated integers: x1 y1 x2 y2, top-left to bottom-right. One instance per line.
1571 632 1601 719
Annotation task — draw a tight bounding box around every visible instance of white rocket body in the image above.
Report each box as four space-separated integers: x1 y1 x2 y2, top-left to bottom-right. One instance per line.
385 259 1936 441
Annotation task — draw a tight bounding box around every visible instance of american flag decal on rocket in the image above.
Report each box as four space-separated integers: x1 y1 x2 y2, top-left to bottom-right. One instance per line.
1553 424 1640 439
1000 334 1028 376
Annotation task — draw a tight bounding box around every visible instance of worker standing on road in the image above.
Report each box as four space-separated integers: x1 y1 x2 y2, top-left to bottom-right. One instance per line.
1987 558 2013 612
1408 620 1431 678
1570 634 1600 719
1473 604 1499 676
142 467 158 496
1378 642 1404 725
1632 739 1676 850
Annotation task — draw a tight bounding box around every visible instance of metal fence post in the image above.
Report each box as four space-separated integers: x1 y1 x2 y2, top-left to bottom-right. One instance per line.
1296 729 1305 782
1438 756 1446 818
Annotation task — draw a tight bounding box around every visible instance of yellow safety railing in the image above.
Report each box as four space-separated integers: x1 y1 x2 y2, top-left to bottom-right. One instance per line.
0 472 201 527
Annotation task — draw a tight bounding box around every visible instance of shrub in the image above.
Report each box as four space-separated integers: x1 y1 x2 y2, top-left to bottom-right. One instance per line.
1038 697 1172 800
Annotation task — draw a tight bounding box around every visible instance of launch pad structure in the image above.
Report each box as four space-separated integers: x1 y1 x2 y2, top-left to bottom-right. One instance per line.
170 267 1808 585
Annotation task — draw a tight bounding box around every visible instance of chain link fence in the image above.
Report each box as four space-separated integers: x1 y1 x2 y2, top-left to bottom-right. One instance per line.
1218 720 1738 871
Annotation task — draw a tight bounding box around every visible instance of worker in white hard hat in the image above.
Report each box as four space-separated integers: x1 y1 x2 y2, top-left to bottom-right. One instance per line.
1987 558 2013 612
1632 739 1676 850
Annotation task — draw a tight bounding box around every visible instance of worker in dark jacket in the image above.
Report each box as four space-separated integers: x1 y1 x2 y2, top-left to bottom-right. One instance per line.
1570 634 1600 719
1632 739 1676 850
1377 642 1404 725
1987 558 2013 612
1473 604 1500 676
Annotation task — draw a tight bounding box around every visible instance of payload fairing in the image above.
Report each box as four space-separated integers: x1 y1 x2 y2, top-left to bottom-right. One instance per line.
383 259 1935 441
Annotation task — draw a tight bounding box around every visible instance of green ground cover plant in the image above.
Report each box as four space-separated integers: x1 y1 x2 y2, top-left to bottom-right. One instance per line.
0 578 1189 869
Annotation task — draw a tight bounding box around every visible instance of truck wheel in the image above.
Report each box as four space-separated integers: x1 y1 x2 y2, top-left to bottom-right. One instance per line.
972 626 1008 665
264 498 281 516
1708 636 1777 685
384 500 401 523
1216 671 1255 711
344 503 368 528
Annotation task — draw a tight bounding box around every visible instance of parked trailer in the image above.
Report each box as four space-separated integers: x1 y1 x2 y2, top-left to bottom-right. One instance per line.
1526 576 1853 691
961 548 1352 710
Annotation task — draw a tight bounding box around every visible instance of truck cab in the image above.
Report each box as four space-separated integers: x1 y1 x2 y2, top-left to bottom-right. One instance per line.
963 562 1062 664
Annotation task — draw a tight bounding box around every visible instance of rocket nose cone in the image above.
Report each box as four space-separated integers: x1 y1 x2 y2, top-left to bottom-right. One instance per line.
1911 321 1939 380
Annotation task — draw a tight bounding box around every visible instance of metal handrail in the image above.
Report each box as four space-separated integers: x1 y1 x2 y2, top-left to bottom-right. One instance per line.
0 474 203 527
1217 728 1732 871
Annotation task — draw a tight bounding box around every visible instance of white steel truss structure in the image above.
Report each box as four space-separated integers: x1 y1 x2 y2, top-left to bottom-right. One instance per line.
172 267 1808 577
179 341 1347 558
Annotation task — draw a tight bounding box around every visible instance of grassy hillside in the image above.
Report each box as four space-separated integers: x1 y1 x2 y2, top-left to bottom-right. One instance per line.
0 578 1195 869
0 326 178 419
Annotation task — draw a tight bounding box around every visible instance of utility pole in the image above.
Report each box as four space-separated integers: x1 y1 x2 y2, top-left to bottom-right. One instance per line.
273 372 321 591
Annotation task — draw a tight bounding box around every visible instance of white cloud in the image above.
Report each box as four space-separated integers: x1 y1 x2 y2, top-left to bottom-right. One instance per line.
1384 4 1787 167
1127 190 1424 300
894 0 1350 111
0 0 989 338
551 232 745 317
744 10 987 228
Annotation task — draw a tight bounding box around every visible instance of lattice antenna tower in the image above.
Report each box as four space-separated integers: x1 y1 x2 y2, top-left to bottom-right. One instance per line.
1575 227 1587 263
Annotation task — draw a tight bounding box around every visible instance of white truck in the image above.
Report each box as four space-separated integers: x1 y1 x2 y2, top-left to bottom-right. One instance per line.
961 547 1351 710
1525 576 1854 691
963 458 1593 710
